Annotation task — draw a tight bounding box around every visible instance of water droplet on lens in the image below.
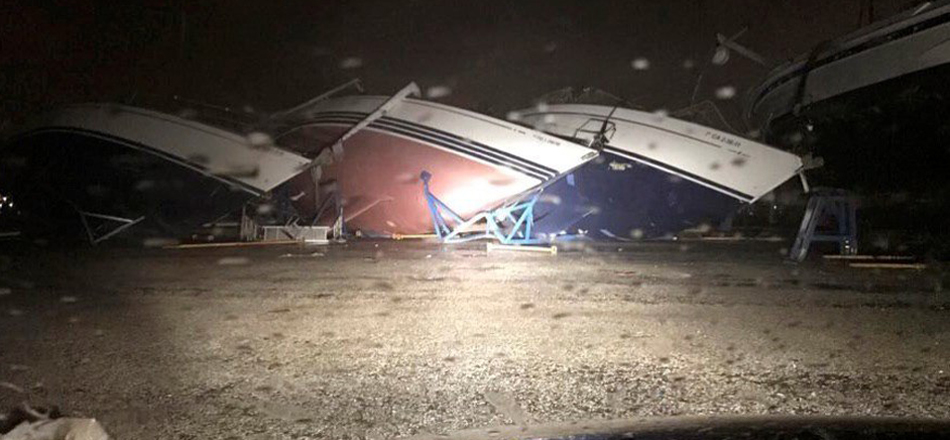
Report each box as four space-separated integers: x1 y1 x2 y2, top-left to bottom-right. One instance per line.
217 257 250 265
426 85 452 99
246 132 273 148
715 86 736 100
339 57 363 69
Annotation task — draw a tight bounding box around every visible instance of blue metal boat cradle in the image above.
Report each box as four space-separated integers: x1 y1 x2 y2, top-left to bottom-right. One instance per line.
421 170 548 245
788 188 858 262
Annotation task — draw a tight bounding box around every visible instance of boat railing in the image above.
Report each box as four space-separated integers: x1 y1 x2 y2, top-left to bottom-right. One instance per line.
121 93 263 134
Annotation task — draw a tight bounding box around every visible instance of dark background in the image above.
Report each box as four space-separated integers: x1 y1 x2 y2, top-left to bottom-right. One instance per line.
1 0 917 128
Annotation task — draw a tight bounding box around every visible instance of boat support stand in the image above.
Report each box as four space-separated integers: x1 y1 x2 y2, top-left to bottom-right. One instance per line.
421 171 545 245
788 188 858 262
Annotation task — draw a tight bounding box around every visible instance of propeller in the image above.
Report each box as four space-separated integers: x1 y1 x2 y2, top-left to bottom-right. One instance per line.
713 27 767 66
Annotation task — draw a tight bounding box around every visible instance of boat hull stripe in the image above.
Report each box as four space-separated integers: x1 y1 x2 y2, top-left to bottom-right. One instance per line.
372 123 550 181
287 111 559 177
284 115 555 181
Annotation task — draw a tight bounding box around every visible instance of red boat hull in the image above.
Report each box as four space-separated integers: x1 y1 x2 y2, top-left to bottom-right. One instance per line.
283 127 539 235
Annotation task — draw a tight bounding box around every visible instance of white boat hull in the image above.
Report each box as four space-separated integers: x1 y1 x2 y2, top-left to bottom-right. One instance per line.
515 105 803 203
276 96 598 235
12 104 311 195
748 2 950 128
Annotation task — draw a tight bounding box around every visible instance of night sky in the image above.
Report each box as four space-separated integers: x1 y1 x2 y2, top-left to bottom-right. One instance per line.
2 0 917 128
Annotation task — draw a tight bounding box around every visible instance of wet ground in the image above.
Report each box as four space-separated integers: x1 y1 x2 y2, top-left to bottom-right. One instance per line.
0 240 948 439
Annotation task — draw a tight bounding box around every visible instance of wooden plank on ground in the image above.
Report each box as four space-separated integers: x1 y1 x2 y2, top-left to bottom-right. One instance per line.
392 234 439 240
825 255 916 261
166 240 300 249
486 243 557 255
849 262 927 270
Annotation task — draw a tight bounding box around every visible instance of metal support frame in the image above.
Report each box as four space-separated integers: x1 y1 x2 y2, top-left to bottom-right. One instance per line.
270 79 364 120
421 171 545 245
789 188 858 262
77 211 145 245
307 180 346 240
312 181 339 225
331 208 345 240
240 205 254 241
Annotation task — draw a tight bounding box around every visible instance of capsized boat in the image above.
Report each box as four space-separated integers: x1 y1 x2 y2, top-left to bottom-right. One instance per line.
512 104 804 239
747 0 950 131
746 1 950 194
0 103 311 240
273 86 598 236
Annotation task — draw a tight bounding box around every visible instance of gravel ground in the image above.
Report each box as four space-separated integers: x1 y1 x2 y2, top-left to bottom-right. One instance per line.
0 240 948 439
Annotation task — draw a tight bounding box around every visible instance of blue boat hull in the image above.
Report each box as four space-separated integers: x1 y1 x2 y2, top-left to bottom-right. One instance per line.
532 152 743 240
